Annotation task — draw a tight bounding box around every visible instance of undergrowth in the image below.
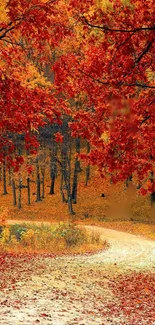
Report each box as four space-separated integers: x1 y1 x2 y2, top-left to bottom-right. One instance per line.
0 222 106 254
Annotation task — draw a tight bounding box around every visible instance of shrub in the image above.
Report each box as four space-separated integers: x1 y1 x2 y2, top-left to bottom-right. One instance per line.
21 229 35 247
0 227 10 245
0 225 3 236
10 224 27 241
53 223 86 247
0 223 103 253
89 230 101 245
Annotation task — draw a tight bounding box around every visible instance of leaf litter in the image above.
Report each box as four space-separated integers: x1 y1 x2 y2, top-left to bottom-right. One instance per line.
0 226 155 325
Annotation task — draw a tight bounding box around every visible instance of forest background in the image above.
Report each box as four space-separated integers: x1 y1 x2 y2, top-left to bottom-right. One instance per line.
0 0 155 230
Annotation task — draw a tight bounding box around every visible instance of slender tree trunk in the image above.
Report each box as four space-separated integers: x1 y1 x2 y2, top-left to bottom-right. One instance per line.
50 172 55 195
42 170 45 198
60 122 68 203
12 178 17 206
0 165 2 181
85 141 91 186
71 165 78 204
49 143 57 195
36 158 41 202
151 191 155 205
72 138 81 203
27 177 31 205
8 168 11 185
136 183 141 189
18 176 22 209
68 193 75 215
150 171 155 205
2 157 8 195
125 175 133 188
67 144 75 215
40 162 45 199
60 173 67 202
61 116 75 215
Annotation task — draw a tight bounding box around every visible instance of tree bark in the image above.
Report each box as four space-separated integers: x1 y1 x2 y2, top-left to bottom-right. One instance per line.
18 176 22 209
0 165 2 181
85 141 91 186
2 156 8 195
151 191 155 205
72 138 82 203
8 168 11 185
27 177 31 205
12 178 17 206
61 116 75 215
60 173 67 202
36 158 41 202
150 171 155 205
125 175 133 188
49 143 57 195
41 166 45 198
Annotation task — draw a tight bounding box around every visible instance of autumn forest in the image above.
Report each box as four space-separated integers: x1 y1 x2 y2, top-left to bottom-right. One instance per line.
0 1 155 324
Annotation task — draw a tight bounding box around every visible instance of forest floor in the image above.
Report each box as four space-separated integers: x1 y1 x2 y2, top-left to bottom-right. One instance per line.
0 225 155 325
1 175 154 225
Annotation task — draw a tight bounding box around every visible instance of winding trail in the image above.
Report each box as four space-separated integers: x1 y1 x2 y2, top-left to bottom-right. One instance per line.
6 220 155 271
1 222 155 325
79 225 155 271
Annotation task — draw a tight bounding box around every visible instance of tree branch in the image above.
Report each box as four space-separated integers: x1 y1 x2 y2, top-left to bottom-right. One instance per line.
78 69 109 85
140 116 151 126
83 17 155 33
79 69 155 89
0 26 15 40
125 82 155 89
136 40 154 63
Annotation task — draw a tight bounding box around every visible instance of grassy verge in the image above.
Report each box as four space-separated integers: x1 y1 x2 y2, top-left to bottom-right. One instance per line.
0 222 107 255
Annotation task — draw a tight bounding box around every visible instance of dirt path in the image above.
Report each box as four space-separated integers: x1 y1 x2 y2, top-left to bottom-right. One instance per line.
1 222 155 325
80 225 155 272
6 220 155 271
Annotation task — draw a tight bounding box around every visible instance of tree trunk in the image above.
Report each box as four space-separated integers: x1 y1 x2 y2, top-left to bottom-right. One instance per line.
60 116 75 215
85 141 90 186
42 171 45 198
67 140 75 215
71 138 82 203
49 144 57 195
36 159 41 202
71 166 78 204
8 168 11 185
151 191 155 205
12 179 17 206
68 193 75 215
0 165 2 181
150 171 155 205
60 173 67 202
27 177 31 205
125 175 133 188
18 176 22 209
50 173 55 195
2 157 8 195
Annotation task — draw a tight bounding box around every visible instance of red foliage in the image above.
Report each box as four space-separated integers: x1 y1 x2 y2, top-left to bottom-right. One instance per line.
53 0 155 193
0 0 155 194
55 132 64 143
